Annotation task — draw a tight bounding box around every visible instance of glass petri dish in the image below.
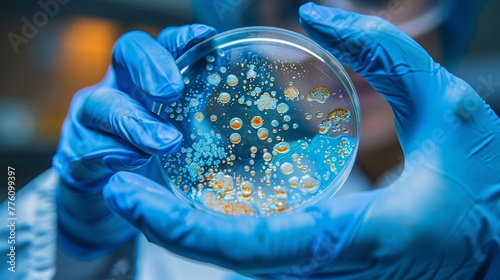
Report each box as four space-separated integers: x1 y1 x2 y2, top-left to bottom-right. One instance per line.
153 26 360 216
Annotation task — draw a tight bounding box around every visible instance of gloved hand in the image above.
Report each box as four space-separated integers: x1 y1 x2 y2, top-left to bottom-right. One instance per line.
102 3 500 279
52 24 217 258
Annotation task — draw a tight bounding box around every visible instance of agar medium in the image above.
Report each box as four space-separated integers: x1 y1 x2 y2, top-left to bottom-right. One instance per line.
153 26 360 216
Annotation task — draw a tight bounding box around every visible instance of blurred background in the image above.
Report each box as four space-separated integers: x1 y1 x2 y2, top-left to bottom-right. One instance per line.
1 0 499 196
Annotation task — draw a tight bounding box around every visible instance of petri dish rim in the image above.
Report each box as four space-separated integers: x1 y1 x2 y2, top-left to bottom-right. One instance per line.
155 26 361 217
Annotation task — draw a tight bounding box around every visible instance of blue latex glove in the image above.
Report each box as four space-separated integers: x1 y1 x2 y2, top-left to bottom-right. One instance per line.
103 3 500 278
52 24 217 258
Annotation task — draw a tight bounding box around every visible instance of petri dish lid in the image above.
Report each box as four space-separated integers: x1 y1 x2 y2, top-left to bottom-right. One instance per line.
154 26 360 216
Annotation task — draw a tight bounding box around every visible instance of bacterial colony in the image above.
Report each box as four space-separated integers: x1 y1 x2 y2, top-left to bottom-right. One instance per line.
160 48 356 216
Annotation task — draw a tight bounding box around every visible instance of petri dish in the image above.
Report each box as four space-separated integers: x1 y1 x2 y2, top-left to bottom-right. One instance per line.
153 26 360 216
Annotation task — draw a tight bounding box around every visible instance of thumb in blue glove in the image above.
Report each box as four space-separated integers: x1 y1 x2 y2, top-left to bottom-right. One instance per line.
52 24 217 258
103 3 500 279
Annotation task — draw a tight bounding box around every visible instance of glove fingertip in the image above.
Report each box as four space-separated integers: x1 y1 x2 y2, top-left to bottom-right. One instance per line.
299 2 340 24
103 172 143 219
190 24 217 39
103 172 181 229
156 24 217 58
139 122 183 156
113 31 154 68
152 77 184 103
102 175 121 214
159 134 183 156
298 2 318 20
